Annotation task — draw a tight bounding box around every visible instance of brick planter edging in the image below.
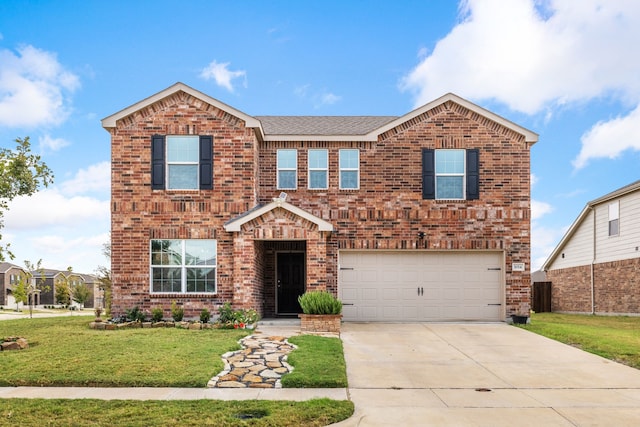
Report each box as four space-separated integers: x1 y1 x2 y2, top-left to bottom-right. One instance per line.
298 314 342 334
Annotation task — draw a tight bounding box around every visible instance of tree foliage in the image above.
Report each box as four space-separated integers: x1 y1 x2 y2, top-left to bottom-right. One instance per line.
0 137 54 261
55 268 73 306
72 282 91 308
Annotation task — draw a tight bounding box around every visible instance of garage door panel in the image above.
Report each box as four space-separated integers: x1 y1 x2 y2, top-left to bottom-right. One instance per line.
340 251 503 322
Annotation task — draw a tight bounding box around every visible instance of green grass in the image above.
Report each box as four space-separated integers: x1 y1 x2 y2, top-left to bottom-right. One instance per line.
519 313 640 369
281 335 348 388
0 316 249 387
0 398 354 426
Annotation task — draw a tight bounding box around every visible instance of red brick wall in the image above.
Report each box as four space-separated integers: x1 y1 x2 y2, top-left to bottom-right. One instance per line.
109 93 532 319
547 265 592 313
595 258 640 313
258 101 532 316
109 91 257 318
547 257 640 314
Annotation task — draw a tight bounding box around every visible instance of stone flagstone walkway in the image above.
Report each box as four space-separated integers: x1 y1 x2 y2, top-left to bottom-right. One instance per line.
208 335 297 388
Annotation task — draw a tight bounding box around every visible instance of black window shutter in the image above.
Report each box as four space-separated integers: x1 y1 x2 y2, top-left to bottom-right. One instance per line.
466 149 480 200
151 135 165 190
422 148 435 200
199 135 213 190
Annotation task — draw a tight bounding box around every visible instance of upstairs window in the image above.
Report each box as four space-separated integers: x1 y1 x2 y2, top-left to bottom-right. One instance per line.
435 149 465 199
339 149 359 189
308 149 328 189
167 136 199 189
151 135 213 190
422 148 479 200
277 149 297 189
608 201 619 236
150 239 217 294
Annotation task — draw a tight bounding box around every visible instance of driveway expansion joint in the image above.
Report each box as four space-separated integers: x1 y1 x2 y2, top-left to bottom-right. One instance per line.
208 335 297 388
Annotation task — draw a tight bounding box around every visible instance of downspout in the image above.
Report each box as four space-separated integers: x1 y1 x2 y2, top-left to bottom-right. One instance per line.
590 206 596 315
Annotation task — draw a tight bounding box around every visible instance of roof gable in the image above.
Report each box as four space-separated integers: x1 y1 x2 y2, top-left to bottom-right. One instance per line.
101 82 262 130
224 199 333 232
542 180 640 270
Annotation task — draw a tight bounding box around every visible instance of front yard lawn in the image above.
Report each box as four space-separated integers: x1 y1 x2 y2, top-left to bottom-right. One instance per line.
0 316 248 387
518 313 640 369
0 316 354 426
0 398 353 427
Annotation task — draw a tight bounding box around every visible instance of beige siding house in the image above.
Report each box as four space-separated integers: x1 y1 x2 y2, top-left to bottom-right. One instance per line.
543 180 640 314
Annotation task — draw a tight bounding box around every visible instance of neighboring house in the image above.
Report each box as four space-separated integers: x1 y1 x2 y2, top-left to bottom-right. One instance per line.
40 269 94 308
102 82 537 322
0 262 26 307
542 180 640 315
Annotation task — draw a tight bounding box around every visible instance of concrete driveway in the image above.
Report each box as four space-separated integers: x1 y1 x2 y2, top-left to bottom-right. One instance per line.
336 323 640 426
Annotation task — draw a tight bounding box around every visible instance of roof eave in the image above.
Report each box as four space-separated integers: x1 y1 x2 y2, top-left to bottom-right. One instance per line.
101 82 264 134
367 93 539 144
541 205 591 271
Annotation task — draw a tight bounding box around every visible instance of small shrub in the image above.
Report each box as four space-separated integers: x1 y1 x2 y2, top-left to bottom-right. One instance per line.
151 307 164 322
217 302 235 324
171 301 184 322
125 306 146 322
200 308 211 323
298 291 342 315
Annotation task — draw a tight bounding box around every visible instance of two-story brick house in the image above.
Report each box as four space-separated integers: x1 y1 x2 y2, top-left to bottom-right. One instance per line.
102 82 537 322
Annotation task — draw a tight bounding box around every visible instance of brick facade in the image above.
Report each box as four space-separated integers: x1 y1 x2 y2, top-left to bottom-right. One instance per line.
105 84 534 320
549 258 640 314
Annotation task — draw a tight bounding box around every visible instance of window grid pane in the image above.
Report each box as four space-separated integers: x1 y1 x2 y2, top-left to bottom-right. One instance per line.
339 149 359 189
151 239 216 293
277 149 297 189
435 150 465 199
308 149 328 189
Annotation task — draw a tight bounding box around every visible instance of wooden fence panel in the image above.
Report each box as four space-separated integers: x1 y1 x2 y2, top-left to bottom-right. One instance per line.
532 281 552 313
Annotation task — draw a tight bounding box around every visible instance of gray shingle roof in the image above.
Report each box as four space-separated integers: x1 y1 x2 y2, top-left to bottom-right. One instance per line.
255 116 398 136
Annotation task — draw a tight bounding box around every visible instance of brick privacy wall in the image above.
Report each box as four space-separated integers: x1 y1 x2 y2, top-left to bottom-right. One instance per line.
109 91 257 318
258 101 532 316
547 257 640 314
110 93 531 319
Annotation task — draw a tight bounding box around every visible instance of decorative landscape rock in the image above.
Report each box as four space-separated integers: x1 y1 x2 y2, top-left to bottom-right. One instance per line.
0 337 28 351
208 335 296 388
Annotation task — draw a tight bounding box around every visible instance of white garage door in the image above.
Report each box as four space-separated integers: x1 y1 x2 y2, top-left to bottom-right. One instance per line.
339 251 504 322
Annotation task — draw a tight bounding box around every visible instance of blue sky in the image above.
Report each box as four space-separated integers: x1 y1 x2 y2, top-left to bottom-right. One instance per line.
1 0 639 274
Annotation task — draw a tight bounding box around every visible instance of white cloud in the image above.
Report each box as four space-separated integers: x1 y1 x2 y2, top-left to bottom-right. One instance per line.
318 92 341 107
25 232 109 273
39 134 71 152
0 45 80 127
573 104 640 169
60 161 111 195
530 173 538 187
531 199 553 221
4 188 108 230
200 60 247 92
400 0 640 114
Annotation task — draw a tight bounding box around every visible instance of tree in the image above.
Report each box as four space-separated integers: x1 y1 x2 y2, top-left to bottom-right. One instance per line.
18 259 47 318
55 267 73 307
96 239 112 316
0 137 54 261
72 282 91 309
11 280 27 312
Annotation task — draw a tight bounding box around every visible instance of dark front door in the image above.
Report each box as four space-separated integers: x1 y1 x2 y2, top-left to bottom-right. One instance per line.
277 252 305 314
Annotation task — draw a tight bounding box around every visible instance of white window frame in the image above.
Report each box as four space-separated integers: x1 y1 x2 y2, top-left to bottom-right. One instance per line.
277 149 298 190
435 149 465 200
308 149 328 190
166 135 199 190
608 201 619 237
339 149 360 190
150 239 217 294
